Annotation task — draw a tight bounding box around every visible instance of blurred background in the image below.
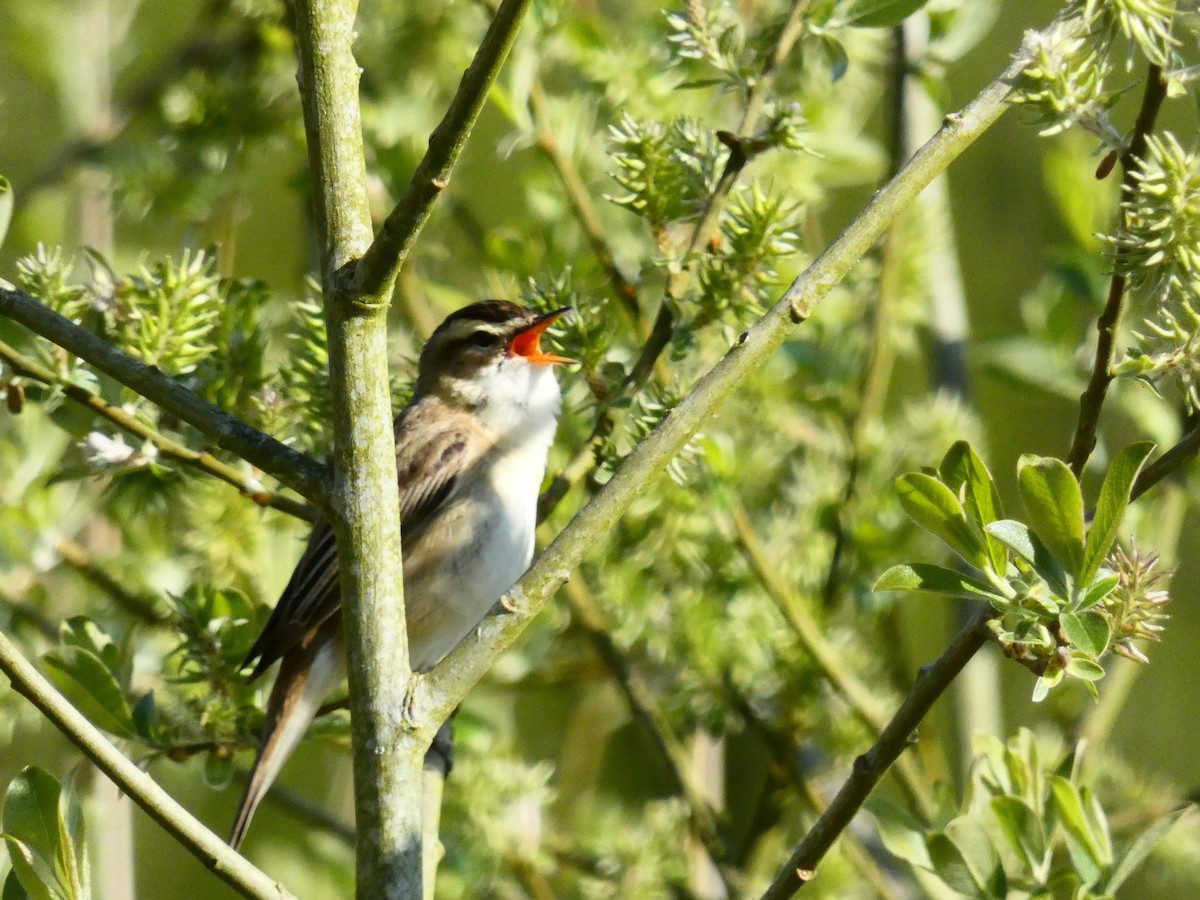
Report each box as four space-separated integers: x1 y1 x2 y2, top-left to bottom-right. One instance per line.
1 0 1198 896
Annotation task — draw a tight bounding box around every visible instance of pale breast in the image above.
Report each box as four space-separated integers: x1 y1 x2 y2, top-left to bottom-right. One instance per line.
401 436 549 671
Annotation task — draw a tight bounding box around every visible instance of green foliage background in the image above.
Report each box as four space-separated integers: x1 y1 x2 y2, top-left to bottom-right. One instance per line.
1 0 1198 896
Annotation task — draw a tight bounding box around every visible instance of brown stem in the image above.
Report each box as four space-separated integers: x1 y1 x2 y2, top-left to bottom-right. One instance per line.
757 610 991 900
1065 65 1168 477
0 292 328 507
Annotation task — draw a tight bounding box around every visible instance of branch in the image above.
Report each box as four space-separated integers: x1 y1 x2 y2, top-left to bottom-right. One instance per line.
0 337 316 522
729 502 934 819
1131 415 1200 502
352 0 535 297
55 537 170 624
757 609 991 900
0 630 294 900
416 15 1037 728
625 0 811 389
538 0 816 519
0 289 328 507
290 1 419 896
564 577 733 887
1065 64 1168 477
529 80 642 327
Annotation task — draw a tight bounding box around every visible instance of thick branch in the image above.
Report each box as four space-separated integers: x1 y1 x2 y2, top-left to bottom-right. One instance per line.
1065 65 1168 477
0 337 316 522
0 631 294 900
416 22 1036 727
290 1 417 897
0 289 328 506
757 610 991 900
353 0 534 297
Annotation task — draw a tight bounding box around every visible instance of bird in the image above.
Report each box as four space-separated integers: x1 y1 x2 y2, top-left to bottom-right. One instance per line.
228 300 571 849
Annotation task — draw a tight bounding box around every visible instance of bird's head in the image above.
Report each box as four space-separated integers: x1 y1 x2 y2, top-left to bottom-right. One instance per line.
415 300 572 428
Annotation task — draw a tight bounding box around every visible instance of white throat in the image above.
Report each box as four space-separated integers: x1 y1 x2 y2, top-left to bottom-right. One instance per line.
470 357 562 452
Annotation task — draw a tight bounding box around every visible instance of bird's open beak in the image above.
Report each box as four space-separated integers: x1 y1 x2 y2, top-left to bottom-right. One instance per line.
509 307 575 366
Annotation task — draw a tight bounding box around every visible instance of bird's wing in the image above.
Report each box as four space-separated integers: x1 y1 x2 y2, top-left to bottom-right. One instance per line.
241 400 486 680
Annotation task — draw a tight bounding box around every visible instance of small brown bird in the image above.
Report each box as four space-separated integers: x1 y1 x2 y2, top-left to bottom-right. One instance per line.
229 300 570 849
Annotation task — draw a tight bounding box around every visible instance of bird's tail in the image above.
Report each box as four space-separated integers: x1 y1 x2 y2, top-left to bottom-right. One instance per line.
229 633 344 850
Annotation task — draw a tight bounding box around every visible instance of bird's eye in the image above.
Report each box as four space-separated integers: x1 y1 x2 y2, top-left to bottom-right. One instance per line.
464 330 502 351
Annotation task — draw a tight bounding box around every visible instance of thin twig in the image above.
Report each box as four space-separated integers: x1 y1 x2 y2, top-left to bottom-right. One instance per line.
0 630 295 899
353 0 536 297
1065 65 1168 477
529 80 642 328
0 291 328 507
729 502 934 819
626 0 812 389
564 577 734 891
730 690 903 900
757 609 991 900
1131 416 1200 502
538 0 813 519
0 338 316 521
55 537 171 624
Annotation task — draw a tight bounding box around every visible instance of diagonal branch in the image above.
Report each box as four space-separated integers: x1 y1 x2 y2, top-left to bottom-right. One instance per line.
352 0 535 297
1065 64 1168 477
564 577 733 889
729 502 934 819
0 336 317 522
0 630 295 900
0 288 328 507
538 0 812 517
757 609 991 900
417 14 1042 728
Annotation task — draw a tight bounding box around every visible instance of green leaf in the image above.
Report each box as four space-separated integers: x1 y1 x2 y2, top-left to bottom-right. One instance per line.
1051 776 1112 878
839 0 930 28
4 869 35 900
895 473 989 569
1105 806 1190 893
3 769 61 875
1079 573 1120 611
131 692 161 743
42 648 134 739
1031 668 1064 703
59 618 122 676
873 563 1004 601
54 777 87 900
0 176 12 251
1017 455 1085 578
1081 442 1155 584
991 796 1048 873
927 820 1005 898
203 751 234 791
939 441 1007 574
985 520 1070 598
2 769 65 900
1065 656 1106 682
3 839 58 900
1059 611 1111 658
866 796 931 868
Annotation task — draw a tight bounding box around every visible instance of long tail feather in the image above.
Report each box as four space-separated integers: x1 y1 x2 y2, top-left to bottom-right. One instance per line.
229 630 344 850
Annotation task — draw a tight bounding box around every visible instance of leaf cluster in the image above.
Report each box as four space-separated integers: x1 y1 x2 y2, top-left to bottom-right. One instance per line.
873 728 1189 898
876 441 1163 700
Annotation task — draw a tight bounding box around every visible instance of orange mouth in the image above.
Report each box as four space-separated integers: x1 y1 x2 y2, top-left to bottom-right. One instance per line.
509 307 574 366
